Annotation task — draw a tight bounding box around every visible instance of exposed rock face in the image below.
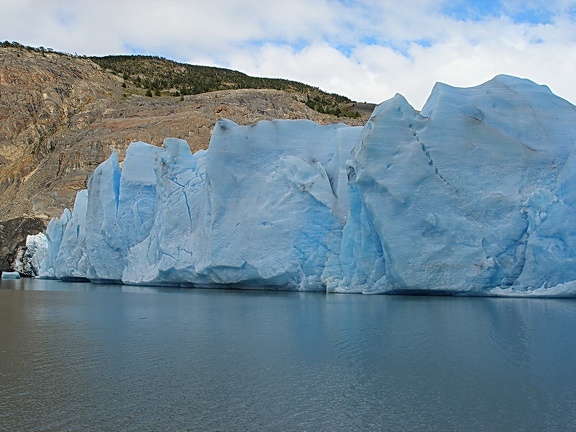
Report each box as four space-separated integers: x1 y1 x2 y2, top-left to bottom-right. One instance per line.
0 46 370 270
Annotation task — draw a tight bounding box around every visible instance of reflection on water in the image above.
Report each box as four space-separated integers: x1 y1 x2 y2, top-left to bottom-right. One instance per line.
1 279 576 431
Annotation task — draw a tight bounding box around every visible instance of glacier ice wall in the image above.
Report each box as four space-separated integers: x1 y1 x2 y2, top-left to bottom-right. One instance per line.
122 120 358 289
341 76 576 295
38 75 576 296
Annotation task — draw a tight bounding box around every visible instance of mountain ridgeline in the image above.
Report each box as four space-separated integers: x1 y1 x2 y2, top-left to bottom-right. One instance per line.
90 55 367 118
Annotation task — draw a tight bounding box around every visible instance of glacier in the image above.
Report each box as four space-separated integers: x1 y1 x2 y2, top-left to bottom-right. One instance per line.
36 75 576 296
13 232 48 277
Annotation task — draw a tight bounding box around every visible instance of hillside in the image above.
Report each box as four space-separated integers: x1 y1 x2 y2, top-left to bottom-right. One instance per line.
90 55 368 118
0 42 375 271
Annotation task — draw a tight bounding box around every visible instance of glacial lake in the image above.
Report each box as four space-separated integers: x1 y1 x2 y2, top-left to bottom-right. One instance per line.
1 279 575 431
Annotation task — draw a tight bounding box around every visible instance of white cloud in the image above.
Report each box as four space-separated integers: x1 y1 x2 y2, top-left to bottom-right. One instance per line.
1 0 575 107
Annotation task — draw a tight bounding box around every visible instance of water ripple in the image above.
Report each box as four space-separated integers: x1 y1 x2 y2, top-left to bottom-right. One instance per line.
1 280 576 431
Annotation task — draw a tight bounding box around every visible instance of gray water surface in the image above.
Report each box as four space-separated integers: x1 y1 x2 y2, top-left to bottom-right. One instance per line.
1 279 575 431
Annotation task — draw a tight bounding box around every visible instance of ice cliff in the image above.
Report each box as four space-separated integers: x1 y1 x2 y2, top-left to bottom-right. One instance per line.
37 75 576 296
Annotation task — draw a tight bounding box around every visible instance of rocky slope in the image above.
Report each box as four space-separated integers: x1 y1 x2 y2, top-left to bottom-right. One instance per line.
0 44 373 271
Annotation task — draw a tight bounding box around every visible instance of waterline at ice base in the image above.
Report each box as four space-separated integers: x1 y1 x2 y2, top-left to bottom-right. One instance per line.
33 75 576 296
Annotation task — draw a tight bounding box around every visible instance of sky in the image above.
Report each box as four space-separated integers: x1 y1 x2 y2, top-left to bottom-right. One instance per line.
1 0 575 108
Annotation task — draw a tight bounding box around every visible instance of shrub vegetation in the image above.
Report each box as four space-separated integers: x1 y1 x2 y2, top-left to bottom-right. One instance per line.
90 55 361 118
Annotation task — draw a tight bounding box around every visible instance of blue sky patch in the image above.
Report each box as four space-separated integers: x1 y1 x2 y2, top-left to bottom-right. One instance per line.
335 44 354 56
414 39 433 48
441 0 557 24
509 6 554 24
441 0 503 21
